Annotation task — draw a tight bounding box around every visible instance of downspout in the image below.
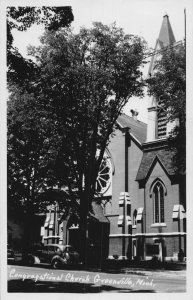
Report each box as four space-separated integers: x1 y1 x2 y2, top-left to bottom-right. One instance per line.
122 128 129 258
178 213 181 255
125 129 129 193
143 184 147 260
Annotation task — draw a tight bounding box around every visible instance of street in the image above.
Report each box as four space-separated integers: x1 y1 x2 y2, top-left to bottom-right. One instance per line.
7 264 186 293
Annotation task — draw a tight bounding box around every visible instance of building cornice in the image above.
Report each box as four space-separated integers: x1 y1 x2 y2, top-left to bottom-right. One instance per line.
142 138 168 151
109 232 186 238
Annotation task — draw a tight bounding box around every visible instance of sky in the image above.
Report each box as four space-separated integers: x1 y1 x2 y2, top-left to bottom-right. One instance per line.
10 0 191 122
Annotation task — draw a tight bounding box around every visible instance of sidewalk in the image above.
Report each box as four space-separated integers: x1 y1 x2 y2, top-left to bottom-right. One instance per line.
9 257 186 276
87 259 186 275
7 264 186 293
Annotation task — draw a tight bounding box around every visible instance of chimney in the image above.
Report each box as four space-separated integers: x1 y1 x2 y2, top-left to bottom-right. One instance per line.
130 109 138 121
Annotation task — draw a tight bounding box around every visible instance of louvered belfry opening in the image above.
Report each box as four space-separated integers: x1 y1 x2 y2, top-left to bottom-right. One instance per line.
157 105 167 139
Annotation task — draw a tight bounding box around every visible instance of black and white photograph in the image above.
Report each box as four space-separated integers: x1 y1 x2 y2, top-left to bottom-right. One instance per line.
1 0 193 297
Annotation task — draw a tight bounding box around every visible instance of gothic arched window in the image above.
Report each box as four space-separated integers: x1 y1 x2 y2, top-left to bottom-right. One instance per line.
153 181 165 223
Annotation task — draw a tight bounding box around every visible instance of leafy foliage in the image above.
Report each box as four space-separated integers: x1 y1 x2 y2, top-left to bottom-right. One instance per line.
7 87 77 217
8 22 147 259
7 6 74 85
7 7 73 31
28 22 147 202
147 43 186 173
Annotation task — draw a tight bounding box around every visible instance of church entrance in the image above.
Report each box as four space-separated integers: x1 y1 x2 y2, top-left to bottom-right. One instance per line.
153 238 165 261
68 226 80 251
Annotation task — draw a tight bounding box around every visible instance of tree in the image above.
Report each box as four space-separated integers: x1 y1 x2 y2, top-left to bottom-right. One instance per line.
147 43 186 173
27 22 147 264
7 6 74 85
7 7 74 244
7 86 79 250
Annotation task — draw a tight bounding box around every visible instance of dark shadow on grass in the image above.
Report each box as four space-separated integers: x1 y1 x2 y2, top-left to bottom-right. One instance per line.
8 261 84 271
103 260 186 272
8 259 186 274
8 279 156 293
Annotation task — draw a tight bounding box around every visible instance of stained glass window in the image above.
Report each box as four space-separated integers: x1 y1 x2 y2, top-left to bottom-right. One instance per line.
153 182 165 223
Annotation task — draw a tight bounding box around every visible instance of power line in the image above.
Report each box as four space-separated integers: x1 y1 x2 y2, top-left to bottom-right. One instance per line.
144 40 184 59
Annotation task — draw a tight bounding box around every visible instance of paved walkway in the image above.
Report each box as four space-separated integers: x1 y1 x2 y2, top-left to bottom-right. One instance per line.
122 268 186 277
7 264 186 293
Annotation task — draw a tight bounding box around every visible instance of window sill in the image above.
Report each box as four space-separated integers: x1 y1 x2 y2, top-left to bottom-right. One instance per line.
151 223 166 228
132 225 136 229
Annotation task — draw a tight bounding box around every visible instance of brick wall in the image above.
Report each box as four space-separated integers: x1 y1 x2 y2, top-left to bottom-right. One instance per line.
145 161 180 234
109 129 125 216
129 140 144 219
109 236 130 257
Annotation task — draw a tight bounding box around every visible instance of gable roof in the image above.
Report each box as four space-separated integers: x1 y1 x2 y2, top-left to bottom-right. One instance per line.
117 113 147 144
136 148 176 181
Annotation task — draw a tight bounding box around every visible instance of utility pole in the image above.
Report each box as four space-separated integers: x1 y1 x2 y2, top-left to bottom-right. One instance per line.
184 8 186 67
184 8 186 46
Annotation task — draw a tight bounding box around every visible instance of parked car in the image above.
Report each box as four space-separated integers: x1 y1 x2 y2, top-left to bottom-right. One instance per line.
24 244 81 268
7 245 15 264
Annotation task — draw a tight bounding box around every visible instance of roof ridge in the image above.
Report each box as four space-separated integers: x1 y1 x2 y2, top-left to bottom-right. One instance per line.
120 113 147 125
136 149 176 181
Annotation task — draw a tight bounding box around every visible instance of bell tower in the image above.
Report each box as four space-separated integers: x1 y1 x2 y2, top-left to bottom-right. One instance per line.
146 14 176 142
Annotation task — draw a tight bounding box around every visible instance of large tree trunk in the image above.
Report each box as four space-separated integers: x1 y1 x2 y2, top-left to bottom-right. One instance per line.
22 211 34 261
22 197 35 258
79 192 90 267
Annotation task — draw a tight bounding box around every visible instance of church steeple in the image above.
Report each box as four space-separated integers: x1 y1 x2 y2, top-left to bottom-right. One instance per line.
158 14 176 47
148 14 176 77
146 15 176 142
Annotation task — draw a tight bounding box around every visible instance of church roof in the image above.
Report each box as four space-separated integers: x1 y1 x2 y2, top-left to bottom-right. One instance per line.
117 113 147 144
136 148 176 181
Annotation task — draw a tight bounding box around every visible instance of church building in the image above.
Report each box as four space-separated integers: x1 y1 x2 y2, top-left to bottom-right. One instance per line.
40 15 186 262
